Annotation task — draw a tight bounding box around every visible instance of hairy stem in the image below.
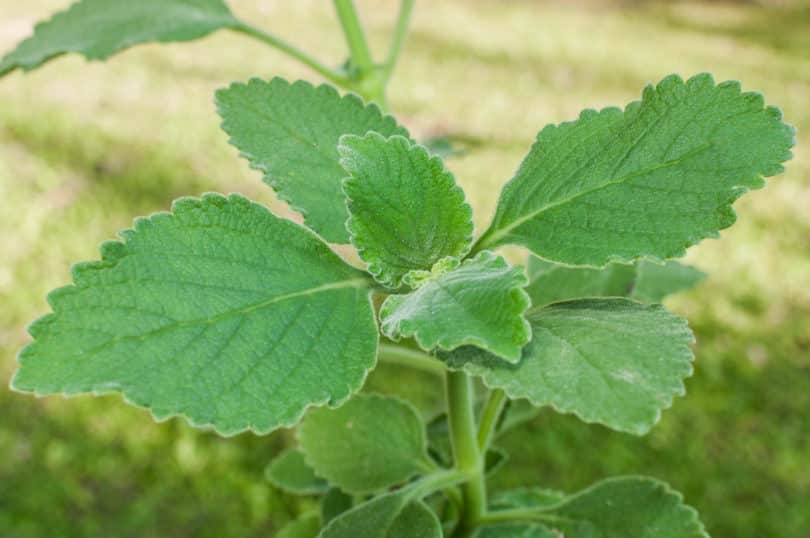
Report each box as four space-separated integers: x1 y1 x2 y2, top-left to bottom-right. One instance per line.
230 22 351 87
378 343 446 376
446 371 486 536
477 389 507 451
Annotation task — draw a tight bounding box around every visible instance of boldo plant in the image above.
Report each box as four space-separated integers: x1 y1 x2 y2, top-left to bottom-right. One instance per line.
3 2 797 538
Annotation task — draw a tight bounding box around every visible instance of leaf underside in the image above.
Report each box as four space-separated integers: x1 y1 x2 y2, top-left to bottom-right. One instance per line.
0 0 239 76
442 298 695 435
380 252 531 363
526 257 705 307
266 448 328 495
298 394 431 495
216 78 411 243
12 193 378 436
340 133 473 288
479 73 795 266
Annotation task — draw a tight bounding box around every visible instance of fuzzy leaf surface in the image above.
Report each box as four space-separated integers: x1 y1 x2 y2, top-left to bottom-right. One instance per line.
527 257 705 307
474 524 557 538
320 491 441 538
265 448 328 495
12 194 377 436
380 252 531 363
339 133 473 287
478 73 795 266
544 477 708 538
216 78 410 243
0 0 239 76
442 298 694 435
298 394 432 494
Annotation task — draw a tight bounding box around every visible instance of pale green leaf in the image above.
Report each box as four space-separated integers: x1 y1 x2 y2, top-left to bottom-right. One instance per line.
490 488 566 510
321 488 353 526
216 78 410 243
298 394 432 495
12 193 377 436
477 73 795 266
380 252 531 363
527 257 704 307
544 476 708 538
339 133 473 287
265 448 328 495
474 523 557 538
320 491 441 538
0 0 239 76
278 512 321 538
442 298 695 435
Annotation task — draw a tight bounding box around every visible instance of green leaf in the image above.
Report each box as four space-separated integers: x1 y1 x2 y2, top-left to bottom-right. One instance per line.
278 512 321 538
339 133 473 287
265 448 328 495
0 0 239 77
544 476 708 538
380 252 531 363
320 491 441 538
442 298 695 435
474 523 557 538
527 257 704 307
321 488 353 526
497 399 542 437
216 78 410 243
11 193 377 436
490 488 566 511
476 73 795 266
298 394 432 495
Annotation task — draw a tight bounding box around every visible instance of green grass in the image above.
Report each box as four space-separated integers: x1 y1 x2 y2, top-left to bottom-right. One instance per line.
1 1 808 536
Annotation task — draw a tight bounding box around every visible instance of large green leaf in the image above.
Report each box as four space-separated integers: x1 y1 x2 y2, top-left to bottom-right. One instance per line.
216 78 410 243
545 477 708 538
527 257 705 307
339 133 473 287
380 252 531 363
12 193 377 436
442 298 694 435
298 394 433 494
474 523 557 538
0 0 239 77
320 491 441 538
476 73 795 266
265 448 328 495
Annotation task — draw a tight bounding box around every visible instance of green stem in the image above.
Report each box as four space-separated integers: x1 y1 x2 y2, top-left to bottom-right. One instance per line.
377 343 445 376
410 468 467 499
446 371 486 536
333 0 375 72
230 22 351 87
381 0 415 84
476 389 507 451
477 508 570 525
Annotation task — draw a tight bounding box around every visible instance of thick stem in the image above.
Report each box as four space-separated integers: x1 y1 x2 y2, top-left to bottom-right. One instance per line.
230 23 351 87
476 389 507 451
378 343 445 376
333 0 375 72
446 371 486 536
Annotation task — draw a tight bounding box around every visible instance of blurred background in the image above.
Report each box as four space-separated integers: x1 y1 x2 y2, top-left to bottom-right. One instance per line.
0 0 808 536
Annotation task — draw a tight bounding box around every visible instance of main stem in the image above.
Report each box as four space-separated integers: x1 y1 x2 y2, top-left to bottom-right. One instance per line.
446 371 486 536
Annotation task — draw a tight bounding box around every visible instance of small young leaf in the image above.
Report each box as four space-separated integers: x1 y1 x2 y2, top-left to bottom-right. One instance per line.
265 448 328 495
380 252 531 363
320 491 441 538
545 476 708 538
442 298 695 435
321 488 354 526
0 0 239 77
477 74 795 266
339 133 474 287
216 78 410 243
278 512 321 538
11 193 377 436
298 394 432 495
527 257 704 307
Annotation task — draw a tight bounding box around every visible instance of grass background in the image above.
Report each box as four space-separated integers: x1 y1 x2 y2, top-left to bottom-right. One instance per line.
0 0 808 536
